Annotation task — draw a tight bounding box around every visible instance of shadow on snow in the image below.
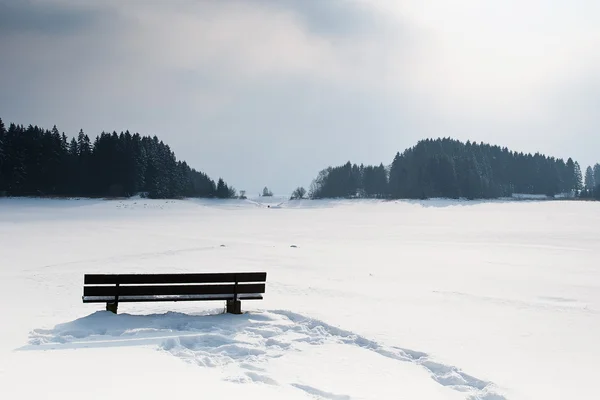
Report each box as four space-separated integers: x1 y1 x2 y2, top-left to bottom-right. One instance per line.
20 309 506 400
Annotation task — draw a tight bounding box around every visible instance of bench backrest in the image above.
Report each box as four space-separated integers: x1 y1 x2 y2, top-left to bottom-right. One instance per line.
83 272 267 302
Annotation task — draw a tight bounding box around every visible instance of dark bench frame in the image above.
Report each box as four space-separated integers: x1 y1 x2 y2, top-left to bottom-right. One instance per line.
82 272 267 314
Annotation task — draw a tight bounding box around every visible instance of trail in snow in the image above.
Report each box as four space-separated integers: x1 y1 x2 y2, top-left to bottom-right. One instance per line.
25 310 505 400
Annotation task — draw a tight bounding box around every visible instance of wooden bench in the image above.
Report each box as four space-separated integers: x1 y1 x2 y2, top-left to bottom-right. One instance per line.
82 272 267 314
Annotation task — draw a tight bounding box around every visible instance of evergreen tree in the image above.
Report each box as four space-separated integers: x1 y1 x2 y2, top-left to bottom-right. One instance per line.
585 166 595 190
388 152 403 198
594 164 600 187
566 158 577 192
216 178 229 199
5 124 26 193
0 118 5 193
574 161 583 192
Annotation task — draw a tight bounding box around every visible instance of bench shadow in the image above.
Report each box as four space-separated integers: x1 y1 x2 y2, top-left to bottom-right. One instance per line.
18 309 273 351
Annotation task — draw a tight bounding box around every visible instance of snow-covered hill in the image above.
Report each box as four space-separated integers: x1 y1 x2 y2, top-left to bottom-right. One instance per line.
1 197 598 399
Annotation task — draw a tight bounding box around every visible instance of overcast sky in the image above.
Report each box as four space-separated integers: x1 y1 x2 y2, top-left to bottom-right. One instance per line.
1 0 599 194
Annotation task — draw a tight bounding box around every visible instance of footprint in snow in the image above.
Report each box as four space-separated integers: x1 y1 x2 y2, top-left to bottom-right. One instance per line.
26 309 506 400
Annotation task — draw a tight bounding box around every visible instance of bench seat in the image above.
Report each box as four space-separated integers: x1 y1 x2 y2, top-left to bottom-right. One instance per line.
82 272 267 314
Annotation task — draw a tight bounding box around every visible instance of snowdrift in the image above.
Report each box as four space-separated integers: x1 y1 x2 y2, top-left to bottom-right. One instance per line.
23 309 504 399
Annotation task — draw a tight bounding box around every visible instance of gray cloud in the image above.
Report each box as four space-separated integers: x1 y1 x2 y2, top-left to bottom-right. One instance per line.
0 0 599 193
0 0 112 36
252 0 385 36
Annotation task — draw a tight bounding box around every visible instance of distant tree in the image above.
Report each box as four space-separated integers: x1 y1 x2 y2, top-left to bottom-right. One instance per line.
309 168 329 199
239 190 247 200
290 186 307 200
262 186 273 197
213 178 235 199
388 152 402 198
594 164 600 187
0 118 5 194
0 119 5 164
566 158 577 193
574 161 583 192
216 178 228 198
585 166 595 190
227 185 237 199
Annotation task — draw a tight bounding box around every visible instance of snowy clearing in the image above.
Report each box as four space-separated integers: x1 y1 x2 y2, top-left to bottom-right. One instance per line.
1 197 599 400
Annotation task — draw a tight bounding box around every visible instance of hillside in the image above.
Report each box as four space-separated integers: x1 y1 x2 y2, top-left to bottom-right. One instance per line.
309 138 591 200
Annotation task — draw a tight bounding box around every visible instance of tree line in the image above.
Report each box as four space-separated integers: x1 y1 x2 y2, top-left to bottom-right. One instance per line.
0 117 236 199
307 138 600 200
581 164 600 199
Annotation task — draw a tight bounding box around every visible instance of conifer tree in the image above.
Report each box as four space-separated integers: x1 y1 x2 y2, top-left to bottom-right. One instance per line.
0 118 5 193
574 161 583 192
594 164 600 187
585 166 595 190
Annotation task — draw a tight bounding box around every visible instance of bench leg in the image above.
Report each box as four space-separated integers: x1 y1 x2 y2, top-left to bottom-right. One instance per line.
106 302 118 314
226 300 242 314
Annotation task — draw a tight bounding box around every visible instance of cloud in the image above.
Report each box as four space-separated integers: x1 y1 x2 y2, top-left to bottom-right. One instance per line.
0 0 113 36
103 0 417 93
371 0 600 118
0 0 599 192
252 0 389 37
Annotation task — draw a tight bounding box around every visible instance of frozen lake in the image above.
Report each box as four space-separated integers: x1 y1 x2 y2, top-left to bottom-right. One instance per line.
1 197 598 399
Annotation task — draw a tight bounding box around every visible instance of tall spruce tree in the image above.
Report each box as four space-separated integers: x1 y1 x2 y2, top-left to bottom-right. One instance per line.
0 118 5 193
566 158 577 192
216 178 228 198
585 166 595 190
594 164 600 187
574 161 583 192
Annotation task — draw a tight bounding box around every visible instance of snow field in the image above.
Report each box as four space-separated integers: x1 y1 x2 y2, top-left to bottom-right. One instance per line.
0 197 599 399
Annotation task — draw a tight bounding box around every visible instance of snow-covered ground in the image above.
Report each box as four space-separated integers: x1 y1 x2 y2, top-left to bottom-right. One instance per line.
1 197 598 399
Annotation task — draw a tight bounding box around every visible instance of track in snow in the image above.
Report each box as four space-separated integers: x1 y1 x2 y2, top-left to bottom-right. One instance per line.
25 310 505 400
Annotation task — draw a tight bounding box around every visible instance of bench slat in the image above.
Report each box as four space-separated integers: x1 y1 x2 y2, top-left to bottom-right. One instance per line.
82 294 263 303
84 272 266 285
83 283 265 297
